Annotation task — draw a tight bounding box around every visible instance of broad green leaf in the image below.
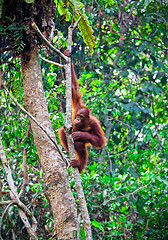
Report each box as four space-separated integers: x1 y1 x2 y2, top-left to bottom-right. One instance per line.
54 0 95 54
156 177 168 186
92 220 104 232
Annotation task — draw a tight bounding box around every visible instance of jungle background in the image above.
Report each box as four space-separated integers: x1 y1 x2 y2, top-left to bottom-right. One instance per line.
0 0 168 239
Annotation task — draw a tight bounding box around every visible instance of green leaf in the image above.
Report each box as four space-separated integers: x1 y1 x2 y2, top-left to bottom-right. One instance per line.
152 85 164 95
161 75 167 85
112 135 121 145
138 44 145 52
144 0 151 7
74 13 95 55
133 46 138 56
157 61 165 69
156 177 168 186
80 227 85 239
150 54 156 63
129 168 136 178
92 220 104 232
54 0 95 54
120 70 129 77
24 0 34 3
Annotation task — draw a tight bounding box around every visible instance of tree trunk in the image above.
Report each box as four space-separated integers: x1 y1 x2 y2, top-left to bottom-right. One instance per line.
21 46 78 239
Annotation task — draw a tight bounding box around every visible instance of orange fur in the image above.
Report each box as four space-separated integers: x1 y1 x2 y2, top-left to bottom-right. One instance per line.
59 50 106 173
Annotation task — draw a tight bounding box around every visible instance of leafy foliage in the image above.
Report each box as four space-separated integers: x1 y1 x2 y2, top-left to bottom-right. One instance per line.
0 0 168 239
54 0 95 54
0 18 26 54
66 0 168 238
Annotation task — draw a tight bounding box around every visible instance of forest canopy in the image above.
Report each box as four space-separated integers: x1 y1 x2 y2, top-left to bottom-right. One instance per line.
0 0 168 239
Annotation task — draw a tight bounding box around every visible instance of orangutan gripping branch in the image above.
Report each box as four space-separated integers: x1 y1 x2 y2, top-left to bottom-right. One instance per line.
59 50 106 173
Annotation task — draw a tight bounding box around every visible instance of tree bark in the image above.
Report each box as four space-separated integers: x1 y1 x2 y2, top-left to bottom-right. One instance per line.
64 23 93 240
21 46 78 239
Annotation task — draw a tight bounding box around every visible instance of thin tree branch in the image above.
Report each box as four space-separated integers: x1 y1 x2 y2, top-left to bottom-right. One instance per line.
0 201 11 205
48 19 55 43
110 117 135 130
73 16 82 30
109 180 152 201
131 37 167 51
0 202 14 240
19 120 31 198
64 16 93 240
114 129 142 155
32 22 67 62
16 201 37 233
1 78 66 163
0 179 2 199
40 56 64 67
0 135 38 240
